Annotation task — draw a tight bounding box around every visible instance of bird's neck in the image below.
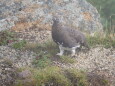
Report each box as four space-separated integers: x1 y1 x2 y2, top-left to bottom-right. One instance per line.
52 21 61 29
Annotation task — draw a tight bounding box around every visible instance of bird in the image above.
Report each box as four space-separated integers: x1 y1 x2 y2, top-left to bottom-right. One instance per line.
52 17 89 56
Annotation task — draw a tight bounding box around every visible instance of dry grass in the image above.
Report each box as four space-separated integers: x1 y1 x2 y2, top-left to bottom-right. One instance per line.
86 33 115 48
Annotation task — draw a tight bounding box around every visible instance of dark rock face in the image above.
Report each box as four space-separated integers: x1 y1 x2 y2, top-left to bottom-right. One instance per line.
0 0 102 32
0 58 17 86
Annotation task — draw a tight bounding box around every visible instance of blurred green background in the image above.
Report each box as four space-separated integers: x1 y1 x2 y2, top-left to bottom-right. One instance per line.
87 0 115 34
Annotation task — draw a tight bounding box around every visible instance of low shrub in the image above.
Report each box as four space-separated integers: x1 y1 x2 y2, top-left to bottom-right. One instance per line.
0 30 16 45
33 66 71 86
12 40 27 49
65 69 88 86
32 51 52 68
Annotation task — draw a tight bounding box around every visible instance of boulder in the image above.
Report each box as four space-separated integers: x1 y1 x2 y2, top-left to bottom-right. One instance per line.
0 0 102 33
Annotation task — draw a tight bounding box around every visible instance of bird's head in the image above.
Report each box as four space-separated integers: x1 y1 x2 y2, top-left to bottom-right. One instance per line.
52 16 60 24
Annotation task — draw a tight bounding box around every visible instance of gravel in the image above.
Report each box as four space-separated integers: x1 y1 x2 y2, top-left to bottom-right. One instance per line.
14 27 52 43
55 47 115 86
0 46 36 68
0 58 17 86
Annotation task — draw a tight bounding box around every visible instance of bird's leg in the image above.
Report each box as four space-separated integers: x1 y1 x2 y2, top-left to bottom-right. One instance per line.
71 48 76 57
56 45 64 56
71 44 80 57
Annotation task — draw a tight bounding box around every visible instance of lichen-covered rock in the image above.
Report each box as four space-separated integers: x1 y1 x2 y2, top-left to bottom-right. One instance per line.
0 0 102 33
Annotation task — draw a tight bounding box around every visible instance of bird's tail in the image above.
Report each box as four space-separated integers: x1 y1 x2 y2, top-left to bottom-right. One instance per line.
82 42 90 50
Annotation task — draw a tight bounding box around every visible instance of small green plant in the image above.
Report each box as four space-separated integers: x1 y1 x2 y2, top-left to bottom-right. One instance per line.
32 51 52 68
65 69 89 86
39 40 58 55
0 30 16 45
60 55 76 64
15 80 23 86
102 79 109 85
32 66 72 86
12 40 27 49
15 76 36 86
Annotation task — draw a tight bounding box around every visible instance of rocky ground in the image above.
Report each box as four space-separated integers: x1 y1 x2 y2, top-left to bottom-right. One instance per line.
0 0 113 86
57 47 115 85
0 28 115 86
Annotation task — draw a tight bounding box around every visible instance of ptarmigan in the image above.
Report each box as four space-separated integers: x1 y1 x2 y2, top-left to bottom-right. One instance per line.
52 17 89 56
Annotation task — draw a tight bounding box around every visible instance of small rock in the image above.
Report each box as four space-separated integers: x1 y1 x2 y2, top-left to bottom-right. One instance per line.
18 70 32 79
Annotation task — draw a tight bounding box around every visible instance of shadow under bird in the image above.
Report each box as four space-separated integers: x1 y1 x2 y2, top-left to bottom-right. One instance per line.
52 17 89 56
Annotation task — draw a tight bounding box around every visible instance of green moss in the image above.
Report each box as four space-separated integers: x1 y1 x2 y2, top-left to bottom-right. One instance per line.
15 80 23 86
0 30 16 46
12 40 27 49
102 79 109 85
32 67 88 86
32 52 52 68
33 66 72 86
65 69 89 86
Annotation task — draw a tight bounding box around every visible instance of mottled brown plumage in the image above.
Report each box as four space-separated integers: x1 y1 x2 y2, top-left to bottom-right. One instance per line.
52 17 89 56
